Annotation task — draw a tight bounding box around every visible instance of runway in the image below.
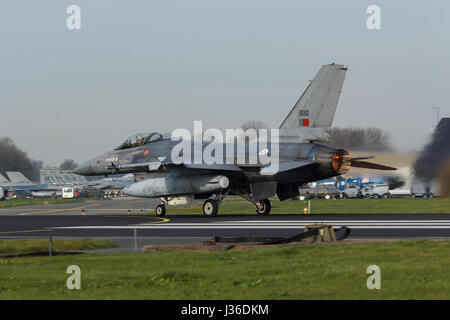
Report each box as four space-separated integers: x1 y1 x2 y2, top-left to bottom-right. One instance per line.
1 213 449 239
0 198 160 216
1 198 449 252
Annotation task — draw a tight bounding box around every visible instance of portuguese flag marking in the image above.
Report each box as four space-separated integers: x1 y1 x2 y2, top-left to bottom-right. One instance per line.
299 118 310 127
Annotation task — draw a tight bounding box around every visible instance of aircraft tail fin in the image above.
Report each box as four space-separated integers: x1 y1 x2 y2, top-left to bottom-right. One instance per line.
6 171 34 185
279 63 347 142
0 173 12 186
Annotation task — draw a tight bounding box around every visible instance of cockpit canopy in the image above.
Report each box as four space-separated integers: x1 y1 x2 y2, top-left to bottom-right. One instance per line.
115 131 170 150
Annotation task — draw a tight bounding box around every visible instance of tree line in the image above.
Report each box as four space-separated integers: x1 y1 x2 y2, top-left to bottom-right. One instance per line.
0 137 78 182
240 121 393 152
328 127 392 151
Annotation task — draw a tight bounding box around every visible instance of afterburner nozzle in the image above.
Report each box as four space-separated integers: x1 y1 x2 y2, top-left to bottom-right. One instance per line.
332 149 351 174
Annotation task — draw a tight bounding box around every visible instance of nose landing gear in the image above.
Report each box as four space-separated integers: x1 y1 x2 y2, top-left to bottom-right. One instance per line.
155 204 166 217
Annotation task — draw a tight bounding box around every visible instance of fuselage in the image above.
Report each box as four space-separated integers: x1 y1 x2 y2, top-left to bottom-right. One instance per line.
74 139 350 188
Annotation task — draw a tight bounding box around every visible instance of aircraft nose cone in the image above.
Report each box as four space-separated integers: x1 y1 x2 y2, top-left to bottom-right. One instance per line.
73 162 92 175
122 185 135 196
122 185 131 194
122 183 143 197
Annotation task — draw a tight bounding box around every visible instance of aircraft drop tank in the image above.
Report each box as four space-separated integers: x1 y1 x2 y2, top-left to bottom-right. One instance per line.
123 174 229 198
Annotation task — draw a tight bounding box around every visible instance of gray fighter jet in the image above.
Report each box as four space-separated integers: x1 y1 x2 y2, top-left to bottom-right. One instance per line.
0 172 60 199
74 64 395 217
85 173 135 190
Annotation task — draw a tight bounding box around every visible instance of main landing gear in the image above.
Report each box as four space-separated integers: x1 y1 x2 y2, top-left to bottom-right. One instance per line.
154 190 271 217
202 196 271 217
202 190 229 217
202 199 219 217
255 199 271 216
238 192 271 216
155 191 229 217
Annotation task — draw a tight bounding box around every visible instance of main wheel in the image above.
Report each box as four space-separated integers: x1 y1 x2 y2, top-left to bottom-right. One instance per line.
155 204 166 217
203 199 218 217
256 199 271 216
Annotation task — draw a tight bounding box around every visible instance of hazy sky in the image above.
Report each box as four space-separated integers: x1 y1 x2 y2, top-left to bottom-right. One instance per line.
1 1 449 165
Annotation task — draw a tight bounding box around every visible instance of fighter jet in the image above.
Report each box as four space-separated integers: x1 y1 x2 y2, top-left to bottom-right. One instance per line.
85 173 135 190
0 172 61 199
74 64 395 217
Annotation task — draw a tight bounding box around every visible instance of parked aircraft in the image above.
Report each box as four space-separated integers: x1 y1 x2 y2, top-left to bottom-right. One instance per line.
0 172 60 199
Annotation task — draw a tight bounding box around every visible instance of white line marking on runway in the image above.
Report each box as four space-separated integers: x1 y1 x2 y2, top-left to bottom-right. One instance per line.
54 226 450 229
53 219 450 230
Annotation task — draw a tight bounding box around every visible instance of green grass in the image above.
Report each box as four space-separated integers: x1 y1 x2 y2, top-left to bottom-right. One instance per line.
0 239 449 299
163 197 450 215
0 197 105 208
0 239 119 256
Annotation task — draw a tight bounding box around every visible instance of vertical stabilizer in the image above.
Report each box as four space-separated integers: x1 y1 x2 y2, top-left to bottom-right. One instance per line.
6 171 34 185
0 173 12 186
279 63 347 142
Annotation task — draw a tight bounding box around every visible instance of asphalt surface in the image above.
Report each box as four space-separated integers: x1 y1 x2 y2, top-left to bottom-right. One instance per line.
0 198 160 216
1 198 449 252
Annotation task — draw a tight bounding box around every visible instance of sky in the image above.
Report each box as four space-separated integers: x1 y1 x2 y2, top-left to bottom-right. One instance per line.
1 1 449 165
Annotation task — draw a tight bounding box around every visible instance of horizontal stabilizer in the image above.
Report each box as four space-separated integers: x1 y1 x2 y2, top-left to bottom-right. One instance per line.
351 156 375 161
351 160 396 171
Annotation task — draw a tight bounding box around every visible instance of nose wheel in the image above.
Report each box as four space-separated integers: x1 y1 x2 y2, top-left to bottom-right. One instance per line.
202 199 219 217
155 204 166 217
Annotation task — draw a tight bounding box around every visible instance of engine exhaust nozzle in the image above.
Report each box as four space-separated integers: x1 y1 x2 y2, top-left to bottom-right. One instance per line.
332 149 351 174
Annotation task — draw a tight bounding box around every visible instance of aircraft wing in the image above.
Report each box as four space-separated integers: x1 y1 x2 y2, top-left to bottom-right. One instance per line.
108 160 164 172
184 163 243 171
259 161 315 175
99 160 244 175
4 184 59 192
185 161 317 176
185 160 316 202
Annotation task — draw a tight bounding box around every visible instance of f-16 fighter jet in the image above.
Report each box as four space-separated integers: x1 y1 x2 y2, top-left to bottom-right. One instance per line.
74 64 395 217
